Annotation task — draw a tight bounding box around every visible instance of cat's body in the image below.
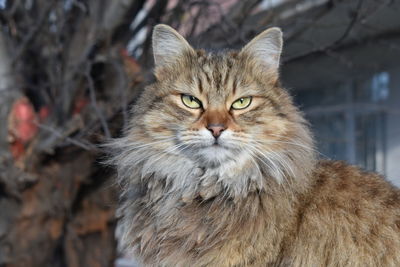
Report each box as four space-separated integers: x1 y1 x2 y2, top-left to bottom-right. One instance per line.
111 25 400 266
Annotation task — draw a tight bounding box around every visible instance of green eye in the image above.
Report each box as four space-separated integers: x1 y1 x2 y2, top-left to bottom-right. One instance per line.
231 96 252 110
181 94 202 109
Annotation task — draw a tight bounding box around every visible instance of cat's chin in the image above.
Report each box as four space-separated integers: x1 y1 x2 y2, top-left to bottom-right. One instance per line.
194 145 236 166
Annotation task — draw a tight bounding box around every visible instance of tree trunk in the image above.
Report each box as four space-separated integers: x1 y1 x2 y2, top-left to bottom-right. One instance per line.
0 149 117 267
0 11 117 267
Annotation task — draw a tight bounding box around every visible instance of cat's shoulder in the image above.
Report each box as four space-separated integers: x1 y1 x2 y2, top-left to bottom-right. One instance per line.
306 159 400 215
292 161 400 266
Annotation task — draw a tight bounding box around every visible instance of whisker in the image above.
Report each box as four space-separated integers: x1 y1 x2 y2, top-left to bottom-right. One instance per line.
244 144 285 182
252 139 327 159
150 143 189 164
122 137 176 150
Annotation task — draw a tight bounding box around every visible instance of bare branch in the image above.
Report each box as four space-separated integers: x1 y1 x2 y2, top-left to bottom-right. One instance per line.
86 64 111 139
36 122 101 152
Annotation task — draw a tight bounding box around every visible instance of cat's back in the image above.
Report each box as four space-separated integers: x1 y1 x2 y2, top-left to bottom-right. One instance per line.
290 160 400 266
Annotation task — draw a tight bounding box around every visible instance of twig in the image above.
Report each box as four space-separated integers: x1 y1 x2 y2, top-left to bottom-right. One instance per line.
85 64 111 138
11 1 55 66
284 0 365 63
331 0 364 47
36 123 101 152
110 59 129 129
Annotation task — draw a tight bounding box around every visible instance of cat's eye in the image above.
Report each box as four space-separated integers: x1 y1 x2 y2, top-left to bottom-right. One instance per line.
181 94 202 109
231 97 252 110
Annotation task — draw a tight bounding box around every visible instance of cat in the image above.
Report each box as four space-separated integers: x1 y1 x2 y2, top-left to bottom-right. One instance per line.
109 24 400 266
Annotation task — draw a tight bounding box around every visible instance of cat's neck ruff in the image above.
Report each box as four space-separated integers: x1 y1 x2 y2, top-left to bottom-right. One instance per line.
145 150 265 199
113 136 314 200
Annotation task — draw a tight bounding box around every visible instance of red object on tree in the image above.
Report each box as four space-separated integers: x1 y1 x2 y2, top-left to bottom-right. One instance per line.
120 48 142 80
39 105 50 121
8 97 39 159
9 97 38 143
73 97 89 115
10 140 25 160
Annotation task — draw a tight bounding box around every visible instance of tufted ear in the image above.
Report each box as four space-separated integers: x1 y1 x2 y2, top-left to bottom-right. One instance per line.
240 27 283 71
152 24 195 69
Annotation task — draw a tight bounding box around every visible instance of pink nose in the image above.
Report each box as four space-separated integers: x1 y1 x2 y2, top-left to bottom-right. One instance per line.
207 124 226 138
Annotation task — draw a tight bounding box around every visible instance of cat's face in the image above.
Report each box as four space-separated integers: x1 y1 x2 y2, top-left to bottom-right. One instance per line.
144 54 289 166
125 25 313 183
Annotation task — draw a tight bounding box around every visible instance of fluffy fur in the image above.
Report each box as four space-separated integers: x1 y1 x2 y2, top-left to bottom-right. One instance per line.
109 25 400 266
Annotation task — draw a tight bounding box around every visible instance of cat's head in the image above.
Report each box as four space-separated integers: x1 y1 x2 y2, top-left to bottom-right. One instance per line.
116 25 315 190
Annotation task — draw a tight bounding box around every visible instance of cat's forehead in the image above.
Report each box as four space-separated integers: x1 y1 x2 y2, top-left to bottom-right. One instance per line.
186 51 254 103
196 50 238 79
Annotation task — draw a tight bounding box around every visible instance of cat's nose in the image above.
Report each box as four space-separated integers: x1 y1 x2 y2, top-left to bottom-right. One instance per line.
207 124 226 138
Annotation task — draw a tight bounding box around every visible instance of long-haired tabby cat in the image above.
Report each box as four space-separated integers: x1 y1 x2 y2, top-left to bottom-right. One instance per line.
110 24 400 266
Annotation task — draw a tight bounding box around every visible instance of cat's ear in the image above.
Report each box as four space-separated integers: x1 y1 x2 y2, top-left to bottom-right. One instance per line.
152 24 194 69
240 27 283 72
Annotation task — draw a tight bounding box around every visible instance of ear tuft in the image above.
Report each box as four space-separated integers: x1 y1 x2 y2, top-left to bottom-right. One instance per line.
240 27 283 70
152 24 194 68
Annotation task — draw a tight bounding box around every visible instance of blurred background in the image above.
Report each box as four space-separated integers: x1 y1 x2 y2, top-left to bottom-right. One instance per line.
0 0 399 266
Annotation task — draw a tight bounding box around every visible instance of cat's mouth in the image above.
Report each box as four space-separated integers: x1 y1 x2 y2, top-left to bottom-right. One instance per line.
210 139 229 149
206 137 236 150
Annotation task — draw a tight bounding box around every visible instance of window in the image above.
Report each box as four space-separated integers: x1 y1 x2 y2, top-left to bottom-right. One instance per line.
295 70 400 186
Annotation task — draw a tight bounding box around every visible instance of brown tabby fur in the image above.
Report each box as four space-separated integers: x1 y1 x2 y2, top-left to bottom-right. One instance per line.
109 25 400 266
